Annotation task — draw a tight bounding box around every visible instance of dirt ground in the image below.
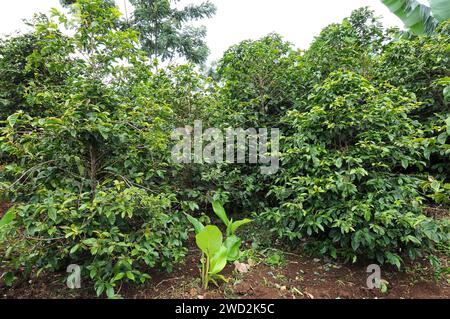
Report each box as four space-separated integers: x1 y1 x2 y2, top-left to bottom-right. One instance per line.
1 244 448 299
0 202 9 218
1 202 449 299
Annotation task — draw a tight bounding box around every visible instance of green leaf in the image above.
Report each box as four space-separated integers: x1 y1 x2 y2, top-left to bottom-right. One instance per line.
437 133 447 145
380 281 389 293
106 285 115 298
83 238 97 246
212 200 229 226
364 210 371 222
7 114 18 127
3 272 16 287
112 273 125 282
229 218 252 235
195 225 222 256
48 207 57 222
386 252 402 270
381 0 438 34
96 284 105 297
405 235 421 244
430 0 450 22
45 117 63 126
351 231 361 251
224 235 241 261
431 180 440 192
126 271 135 281
185 213 205 234
401 158 409 169
97 125 110 140
209 245 228 274
443 85 450 103
69 244 80 255
0 209 15 228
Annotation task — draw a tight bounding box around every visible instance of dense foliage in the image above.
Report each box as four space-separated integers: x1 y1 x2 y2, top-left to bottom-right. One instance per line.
0 2 449 296
129 0 216 64
263 71 447 266
0 0 193 297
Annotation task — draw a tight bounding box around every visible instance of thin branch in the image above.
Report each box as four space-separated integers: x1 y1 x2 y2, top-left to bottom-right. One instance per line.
8 160 56 189
25 235 66 241
155 276 185 288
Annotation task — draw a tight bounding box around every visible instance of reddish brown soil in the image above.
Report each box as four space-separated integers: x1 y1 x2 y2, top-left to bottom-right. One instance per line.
0 202 10 218
1 246 448 299
426 206 450 220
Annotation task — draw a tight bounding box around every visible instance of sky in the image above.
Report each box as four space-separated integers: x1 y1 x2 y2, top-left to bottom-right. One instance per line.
0 0 407 62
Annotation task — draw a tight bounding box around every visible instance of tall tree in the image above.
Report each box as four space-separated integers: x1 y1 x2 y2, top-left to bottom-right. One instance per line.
130 0 216 64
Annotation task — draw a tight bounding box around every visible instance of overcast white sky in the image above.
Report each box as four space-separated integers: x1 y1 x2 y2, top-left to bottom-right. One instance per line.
0 0 406 62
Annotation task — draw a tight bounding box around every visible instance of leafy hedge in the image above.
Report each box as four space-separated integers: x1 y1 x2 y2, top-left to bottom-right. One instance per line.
262 71 449 267
0 0 190 297
0 2 449 296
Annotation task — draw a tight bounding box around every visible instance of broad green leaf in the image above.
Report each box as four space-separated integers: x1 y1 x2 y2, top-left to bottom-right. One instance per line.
7 114 18 127
381 0 438 34
106 285 115 298
386 252 402 270
405 235 421 244
126 271 135 281
0 209 15 228
229 218 252 235
112 273 125 282
48 207 57 222
195 225 222 256
45 117 63 126
364 210 372 222
437 133 447 145
430 0 450 22
224 235 241 261
96 284 105 297
209 245 228 274
212 200 229 226
401 158 409 169
69 244 80 255
335 157 343 168
185 213 205 234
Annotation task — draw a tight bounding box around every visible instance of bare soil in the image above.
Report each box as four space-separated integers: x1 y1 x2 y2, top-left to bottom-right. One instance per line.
0 202 10 218
426 206 450 220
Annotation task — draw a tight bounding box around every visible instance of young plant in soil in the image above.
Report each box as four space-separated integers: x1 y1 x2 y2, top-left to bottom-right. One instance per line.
211 201 252 261
186 201 252 289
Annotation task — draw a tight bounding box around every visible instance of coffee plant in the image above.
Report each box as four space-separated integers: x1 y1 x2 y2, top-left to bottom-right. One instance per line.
261 71 449 266
0 0 190 297
0 1 449 297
